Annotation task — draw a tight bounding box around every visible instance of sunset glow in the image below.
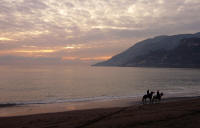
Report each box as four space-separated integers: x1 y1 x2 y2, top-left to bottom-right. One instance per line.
80 56 112 61
62 56 77 60
62 56 112 61
0 1 200 126
64 46 75 49
0 0 200 64
15 50 55 53
0 37 13 41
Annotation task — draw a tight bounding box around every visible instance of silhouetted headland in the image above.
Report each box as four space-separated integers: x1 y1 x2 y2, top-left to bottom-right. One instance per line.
94 32 200 68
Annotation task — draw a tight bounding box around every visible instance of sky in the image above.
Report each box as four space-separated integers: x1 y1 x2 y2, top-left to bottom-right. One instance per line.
0 0 200 65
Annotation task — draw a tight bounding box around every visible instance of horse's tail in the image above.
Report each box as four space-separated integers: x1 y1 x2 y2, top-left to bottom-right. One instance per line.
142 96 145 103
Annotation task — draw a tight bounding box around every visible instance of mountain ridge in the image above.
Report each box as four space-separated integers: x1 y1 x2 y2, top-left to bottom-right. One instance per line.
94 32 200 68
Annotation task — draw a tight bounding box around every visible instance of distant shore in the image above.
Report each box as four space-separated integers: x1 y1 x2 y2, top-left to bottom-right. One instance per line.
0 96 200 128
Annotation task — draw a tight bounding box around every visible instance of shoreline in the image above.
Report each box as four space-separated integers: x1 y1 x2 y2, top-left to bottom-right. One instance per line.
0 95 199 117
0 96 200 128
0 96 139 117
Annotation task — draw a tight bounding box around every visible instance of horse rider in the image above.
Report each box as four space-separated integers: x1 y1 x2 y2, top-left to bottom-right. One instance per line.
157 90 160 97
147 89 150 95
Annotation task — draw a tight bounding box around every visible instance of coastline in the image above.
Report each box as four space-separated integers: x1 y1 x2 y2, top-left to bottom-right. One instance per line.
0 96 200 128
0 95 199 117
0 97 140 117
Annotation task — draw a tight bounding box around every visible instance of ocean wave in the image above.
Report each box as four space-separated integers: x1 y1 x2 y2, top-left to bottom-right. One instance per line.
0 103 17 108
0 95 141 108
1 92 199 108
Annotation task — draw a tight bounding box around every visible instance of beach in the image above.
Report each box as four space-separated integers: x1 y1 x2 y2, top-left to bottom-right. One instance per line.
0 96 200 128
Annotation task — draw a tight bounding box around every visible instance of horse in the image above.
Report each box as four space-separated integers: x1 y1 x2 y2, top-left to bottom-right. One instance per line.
152 92 164 103
142 91 154 104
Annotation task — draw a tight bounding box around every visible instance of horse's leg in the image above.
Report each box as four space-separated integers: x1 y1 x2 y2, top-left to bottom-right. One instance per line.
158 98 161 103
148 98 151 104
142 97 146 104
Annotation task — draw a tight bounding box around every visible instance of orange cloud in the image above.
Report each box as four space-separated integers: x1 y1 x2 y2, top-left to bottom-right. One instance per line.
0 37 13 41
15 49 55 53
62 56 78 60
0 49 56 57
80 56 112 61
61 56 112 61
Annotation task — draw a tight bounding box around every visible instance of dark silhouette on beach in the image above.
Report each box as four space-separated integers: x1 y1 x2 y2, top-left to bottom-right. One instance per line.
147 89 149 95
152 91 164 103
142 90 164 104
142 90 154 104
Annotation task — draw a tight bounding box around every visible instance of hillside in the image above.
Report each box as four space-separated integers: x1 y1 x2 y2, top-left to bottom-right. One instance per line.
94 32 200 68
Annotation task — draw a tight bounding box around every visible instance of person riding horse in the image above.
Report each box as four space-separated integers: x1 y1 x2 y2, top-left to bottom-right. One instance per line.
152 90 164 103
147 89 149 95
142 90 154 104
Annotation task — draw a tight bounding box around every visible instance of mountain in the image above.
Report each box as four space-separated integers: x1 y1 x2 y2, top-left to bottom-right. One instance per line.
94 32 200 68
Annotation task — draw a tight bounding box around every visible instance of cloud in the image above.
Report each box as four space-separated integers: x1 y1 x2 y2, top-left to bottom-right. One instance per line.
0 0 200 65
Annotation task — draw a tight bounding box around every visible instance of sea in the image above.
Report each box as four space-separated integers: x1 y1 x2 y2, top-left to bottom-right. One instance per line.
0 65 200 106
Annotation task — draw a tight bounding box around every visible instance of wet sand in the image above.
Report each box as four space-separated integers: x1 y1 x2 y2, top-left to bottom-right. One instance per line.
0 97 200 128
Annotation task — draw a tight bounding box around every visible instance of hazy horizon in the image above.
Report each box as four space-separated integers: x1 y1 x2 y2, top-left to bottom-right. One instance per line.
1 0 200 65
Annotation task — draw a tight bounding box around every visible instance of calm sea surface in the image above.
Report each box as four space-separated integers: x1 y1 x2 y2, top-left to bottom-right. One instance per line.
0 65 200 105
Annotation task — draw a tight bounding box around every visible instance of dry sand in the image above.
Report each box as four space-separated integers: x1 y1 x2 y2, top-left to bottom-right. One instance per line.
0 97 200 128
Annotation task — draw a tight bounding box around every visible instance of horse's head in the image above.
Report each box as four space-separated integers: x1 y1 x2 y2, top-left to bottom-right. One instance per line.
160 93 164 96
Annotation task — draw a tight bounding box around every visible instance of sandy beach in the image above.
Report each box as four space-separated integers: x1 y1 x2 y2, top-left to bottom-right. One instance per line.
0 96 200 128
